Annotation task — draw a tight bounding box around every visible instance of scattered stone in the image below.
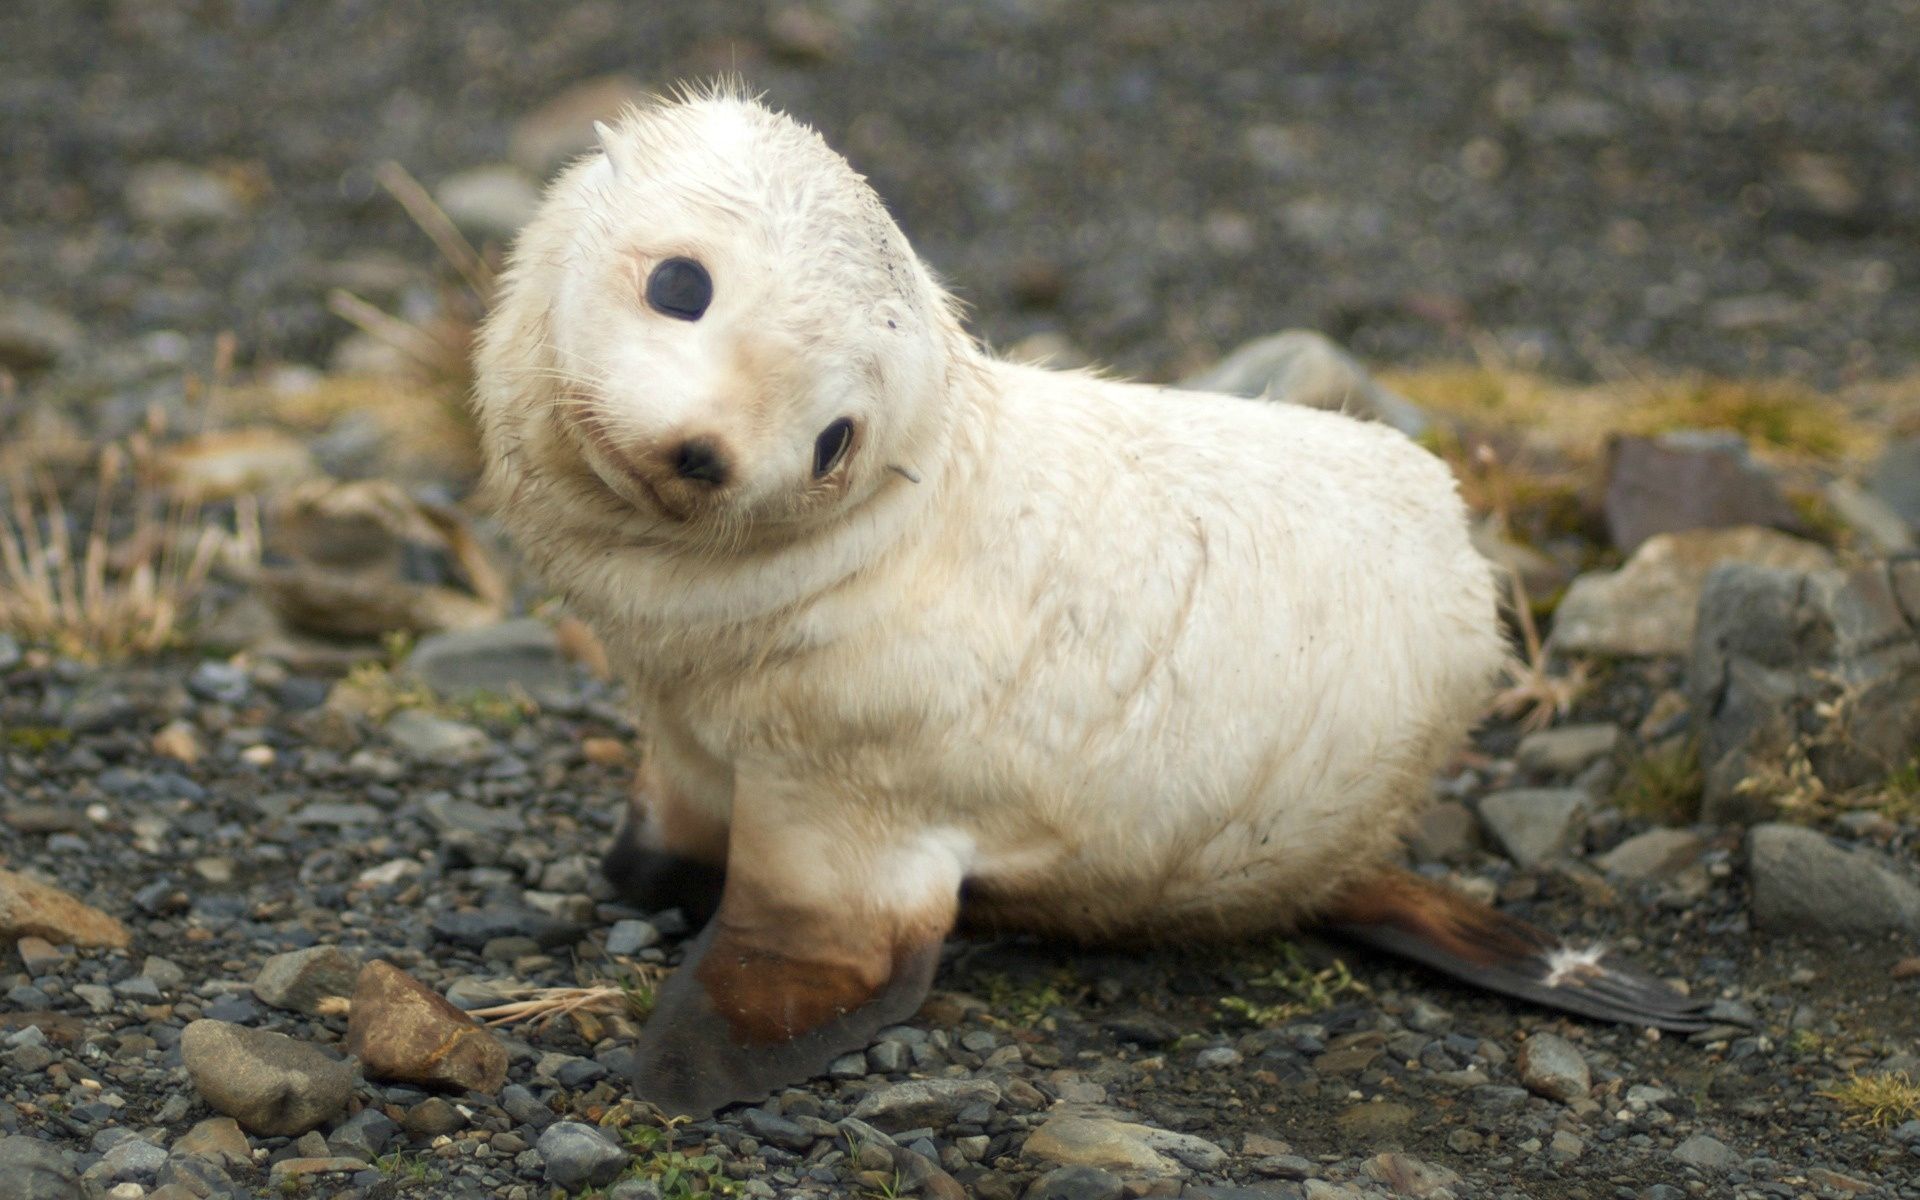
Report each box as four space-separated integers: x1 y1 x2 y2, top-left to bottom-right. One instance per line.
1602 432 1803 554
1362 1152 1463 1198
1020 1115 1179 1176
1477 788 1587 867
0 1135 79 1200
402 1096 466 1137
1748 824 1920 936
852 1078 1002 1131
81 1138 165 1186
1672 1134 1738 1172
434 164 542 239
422 791 525 836
15 936 66 975
124 160 246 226
172 1117 250 1168
0 868 131 949
1333 1102 1416 1141
1826 478 1915 553
1595 829 1704 880
253 945 360 1014
430 907 585 949
328 1107 399 1162
509 75 651 176
1690 558 1920 823
0 632 19 672
1183 329 1430 437
0 299 83 370
149 720 203 765
180 1020 355 1137
537 1121 628 1191
1516 724 1619 776
1869 436 1920 528
384 708 490 763
1026 1165 1126 1200
604 919 660 956
404 618 570 697
267 1156 371 1185
345 959 508 1093
1551 526 1832 657
1516 1032 1591 1102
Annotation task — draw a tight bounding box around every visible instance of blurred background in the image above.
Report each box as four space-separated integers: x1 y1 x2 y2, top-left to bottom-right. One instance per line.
4 0 1918 387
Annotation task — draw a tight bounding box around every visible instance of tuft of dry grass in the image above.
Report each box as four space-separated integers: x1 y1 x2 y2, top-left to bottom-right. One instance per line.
1615 738 1705 823
1820 1072 1920 1129
464 970 665 1030
1 433 259 661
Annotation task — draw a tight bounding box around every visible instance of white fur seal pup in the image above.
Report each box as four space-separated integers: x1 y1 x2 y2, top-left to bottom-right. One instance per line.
473 87 1711 1117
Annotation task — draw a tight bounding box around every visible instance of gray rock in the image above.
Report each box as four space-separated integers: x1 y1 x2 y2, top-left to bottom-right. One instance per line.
1551 527 1833 658
0 632 19 672
253 945 360 1014
604 919 660 956
1183 330 1430 437
0 1135 80 1200
1027 1165 1126 1200
434 164 542 239
866 1039 910 1074
739 1107 815 1152
328 1108 398 1161
80 1138 165 1185
179 1019 356 1137
1516 724 1620 776
1691 558 1920 823
404 618 570 697
1595 829 1704 880
421 791 526 836
1672 1133 1738 1172
430 907 585 949
1515 1032 1590 1102
125 160 246 226
1602 432 1803 555
1406 801 1480 863
536 1121 628 1190
0 299 82 371
1869 436 1920 528
1748 824 1920 935
384 709 490 764
1826 478 1915 554
1477 788 1588 867
852 1078 1002 1131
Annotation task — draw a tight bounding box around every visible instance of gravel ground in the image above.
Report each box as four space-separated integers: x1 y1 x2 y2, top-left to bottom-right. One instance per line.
3 0 1919 384
4 3 1920 1200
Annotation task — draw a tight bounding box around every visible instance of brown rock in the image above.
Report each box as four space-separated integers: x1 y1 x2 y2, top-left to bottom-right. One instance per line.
1891 956 1920 980
173 1117 251 1168
1363 1152 1464 1198
345 960 507 1093
1602 432 1803 554
0 867 130 949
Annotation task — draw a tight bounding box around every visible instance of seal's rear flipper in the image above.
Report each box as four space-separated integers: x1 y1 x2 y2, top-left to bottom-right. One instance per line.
1322 868 1716 1032
630 815 962 1117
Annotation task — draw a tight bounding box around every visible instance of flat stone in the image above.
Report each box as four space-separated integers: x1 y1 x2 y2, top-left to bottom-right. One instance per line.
171 1117 250 1168
1333 1102 1416 1141
0 299 83 370
1672 1133 1738 1172
434 164 542 239
405 617 569 697
1516 1032 1591 1102
1869 436 1920 528
253 945 360 1014
1020 1114 1178 1176
1748 824 1920 936
125 160 246 226
0 868 131 949
537 1121 627 1191
1361 1152 1463 1198
1515 724 1620 776
430 906 584 949
1551 526 1832 657
384 708 490 764
180 1020 355 1137
0 1135 79 1200
1595 829 1704 880
1026 1165 1126 1200
345 959 508 1093
80 1138 165 1185
851 1078 1001 1131
1406 801 1479 863
1184 330 1430 437
1478 788 1587 867
267 1156 370 1184
1602 432 1803 554
15 936 66 975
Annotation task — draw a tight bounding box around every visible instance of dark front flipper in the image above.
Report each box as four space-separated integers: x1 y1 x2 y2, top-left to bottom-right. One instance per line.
1322 867 1718 1032
632 920 942 1117
601 816 726 927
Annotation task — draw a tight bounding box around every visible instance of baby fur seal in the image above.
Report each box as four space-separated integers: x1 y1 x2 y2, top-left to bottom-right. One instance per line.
473 87 1711 1117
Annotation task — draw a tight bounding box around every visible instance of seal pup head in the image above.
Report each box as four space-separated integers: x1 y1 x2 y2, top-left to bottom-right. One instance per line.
475 86 964 551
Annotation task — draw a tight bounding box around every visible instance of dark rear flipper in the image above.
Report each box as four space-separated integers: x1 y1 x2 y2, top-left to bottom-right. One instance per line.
1322 867 1718 1033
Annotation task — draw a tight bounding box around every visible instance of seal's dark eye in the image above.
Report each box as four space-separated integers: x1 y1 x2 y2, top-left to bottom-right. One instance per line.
812 418 854 478
646 257 712 320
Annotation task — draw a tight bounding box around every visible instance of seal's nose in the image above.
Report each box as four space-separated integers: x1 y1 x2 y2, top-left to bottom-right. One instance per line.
668 438 730 488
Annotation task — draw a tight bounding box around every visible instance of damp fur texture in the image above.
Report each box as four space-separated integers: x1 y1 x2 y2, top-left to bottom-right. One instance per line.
472 86 1508 942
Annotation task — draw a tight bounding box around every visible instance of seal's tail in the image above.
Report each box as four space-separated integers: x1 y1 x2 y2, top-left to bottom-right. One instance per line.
1320 867 1716 1032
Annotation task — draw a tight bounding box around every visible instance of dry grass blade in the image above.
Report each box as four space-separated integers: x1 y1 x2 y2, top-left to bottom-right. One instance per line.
373 160 494 300
465 971 666 1030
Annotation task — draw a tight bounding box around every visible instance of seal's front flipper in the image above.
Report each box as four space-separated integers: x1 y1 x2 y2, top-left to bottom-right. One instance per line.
630 821 962 1117
1322 867 1716 1032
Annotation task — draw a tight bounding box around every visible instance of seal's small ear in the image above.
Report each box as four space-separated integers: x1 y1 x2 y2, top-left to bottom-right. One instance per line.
595 120 632 181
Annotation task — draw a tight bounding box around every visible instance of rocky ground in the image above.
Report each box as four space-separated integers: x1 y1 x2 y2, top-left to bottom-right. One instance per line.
4 3 1920 1200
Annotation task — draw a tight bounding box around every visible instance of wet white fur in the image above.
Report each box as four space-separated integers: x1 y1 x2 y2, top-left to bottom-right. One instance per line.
473 90 1507 939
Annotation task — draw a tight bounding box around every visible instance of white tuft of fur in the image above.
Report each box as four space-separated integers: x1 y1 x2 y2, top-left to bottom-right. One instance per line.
472 92 1509 941
1542 943 1609 988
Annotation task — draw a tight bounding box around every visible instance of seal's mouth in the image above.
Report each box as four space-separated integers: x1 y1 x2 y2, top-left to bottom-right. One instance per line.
560 396 693 522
